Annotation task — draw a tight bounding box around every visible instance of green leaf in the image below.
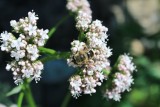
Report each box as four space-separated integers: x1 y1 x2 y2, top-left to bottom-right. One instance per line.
6 85 22 97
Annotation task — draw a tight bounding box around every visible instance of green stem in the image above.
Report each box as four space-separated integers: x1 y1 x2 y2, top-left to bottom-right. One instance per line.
40 51 70 63
60 70 81 107
17 91 24 107
38 47 56 55
38 47 71 107
54 14 70 31
78 31 85 42
110 56 121 74
60 92 71 107
38 47 70 63
40 55 56 63
24 80 37 107
102 69 111 76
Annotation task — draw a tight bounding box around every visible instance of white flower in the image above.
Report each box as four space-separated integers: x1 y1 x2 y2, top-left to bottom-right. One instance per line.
83 77 97 94
10 50 25 61
1 42 11 51
66 0 92 15
105 47 112 57
10 20 19 31
71 40 86 54
6 64 11 71
118 54 136 73
70 75 82 98
105 89 121 101
68 13 112 98
87 70 94 76
14 76 23 85
104 54 136 101
114 73 133 92
89 20 108 34
33 61 44 71
28 11 39 24
22 68 33 78
32 61 43 82
67 58 78 68
25 24 37 36
1 11 46 84
37 39 45 46
26 44 39 61
66 2 77 12
26 44 38 54
96 72 105 82
76 11 92 31
0 31 13 42
88 20 108 43
33 70 41 83
11 36 27 50
38 29 49 39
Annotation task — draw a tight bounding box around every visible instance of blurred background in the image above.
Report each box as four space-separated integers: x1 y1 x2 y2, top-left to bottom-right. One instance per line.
0 0 160 107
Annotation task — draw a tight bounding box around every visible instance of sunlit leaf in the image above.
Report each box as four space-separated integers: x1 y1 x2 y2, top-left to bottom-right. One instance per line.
6 85 22 97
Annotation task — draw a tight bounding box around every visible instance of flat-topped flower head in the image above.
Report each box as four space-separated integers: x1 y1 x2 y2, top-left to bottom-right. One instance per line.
104 54 136 101
118 54 136 73
66 0 92 15
0 11 49 85
67 10 112 98
76 11 92 31
69 75 82 98
24 24 37 36
28 11 39 24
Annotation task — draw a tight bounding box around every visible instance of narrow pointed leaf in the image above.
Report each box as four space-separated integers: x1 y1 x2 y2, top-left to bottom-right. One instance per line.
6 85 22 97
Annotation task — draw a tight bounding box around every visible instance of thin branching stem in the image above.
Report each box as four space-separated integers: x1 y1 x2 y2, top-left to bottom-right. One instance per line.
60 91 71 107
24 80 37 107
17 91 24 107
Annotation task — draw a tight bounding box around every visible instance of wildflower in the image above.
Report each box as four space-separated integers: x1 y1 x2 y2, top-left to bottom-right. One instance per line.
76 11 92 31
0 11 48 85
69 75 82 98
118 54 136 73
28 11 39 24
25 24 37 36
67 11 112 98
66 0 92 15
104 54 136 101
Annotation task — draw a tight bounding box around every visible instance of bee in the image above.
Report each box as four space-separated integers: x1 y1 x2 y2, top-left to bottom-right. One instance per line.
72 49 94 65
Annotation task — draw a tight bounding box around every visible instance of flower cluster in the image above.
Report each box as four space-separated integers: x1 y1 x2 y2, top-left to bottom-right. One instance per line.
104 54 136 101
67 10 112 98
66 0 92 15
66 0 137 100
0 11 48 85
76 11 92 31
